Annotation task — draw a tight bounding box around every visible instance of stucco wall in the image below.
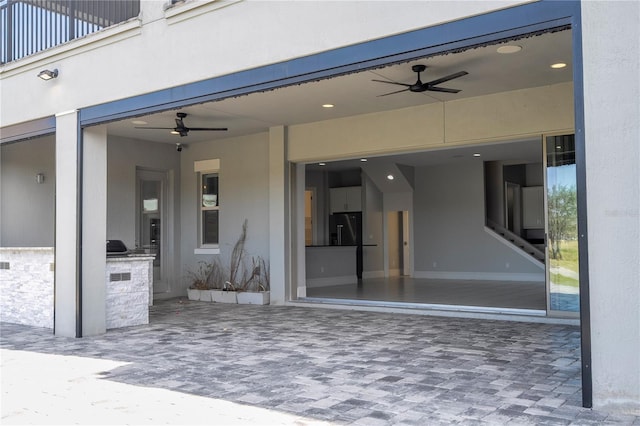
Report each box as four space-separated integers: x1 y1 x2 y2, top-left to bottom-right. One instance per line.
0 136 55 247
0 0 529 127
581 0 640 415
179 132 270 293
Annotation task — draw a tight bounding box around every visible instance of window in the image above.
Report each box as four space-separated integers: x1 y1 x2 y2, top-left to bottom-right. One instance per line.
201 173 219 245
194 159 220 253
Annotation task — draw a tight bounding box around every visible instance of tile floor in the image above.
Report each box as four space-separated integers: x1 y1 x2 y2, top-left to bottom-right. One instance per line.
2 298 638 425
306 277 547 310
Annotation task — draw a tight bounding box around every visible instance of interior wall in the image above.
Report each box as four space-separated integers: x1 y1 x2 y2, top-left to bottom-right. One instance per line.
387 212 402 275
0 136 55 247
413 161 543 280
288 83 574 163
179 132 270 292
362 173 384 277
305 170 328 245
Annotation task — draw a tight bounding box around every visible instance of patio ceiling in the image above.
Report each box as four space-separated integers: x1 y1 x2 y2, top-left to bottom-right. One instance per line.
105 29 572 167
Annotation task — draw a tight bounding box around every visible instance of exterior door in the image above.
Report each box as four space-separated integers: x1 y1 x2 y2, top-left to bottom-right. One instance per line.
136 169 170 294
544 134 579 317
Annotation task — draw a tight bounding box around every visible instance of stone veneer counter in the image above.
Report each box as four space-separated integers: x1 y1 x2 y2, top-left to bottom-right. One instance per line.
106 255 154 329
0 247 54 328
1 248 154 331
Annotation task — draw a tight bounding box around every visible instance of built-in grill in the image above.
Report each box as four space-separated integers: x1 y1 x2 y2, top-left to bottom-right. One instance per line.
106 240 129 257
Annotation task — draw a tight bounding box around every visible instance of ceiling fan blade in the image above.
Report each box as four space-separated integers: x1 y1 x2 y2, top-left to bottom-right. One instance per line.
425 71 468 87
426 86 461 93
175 117 185 128
377 88 411 97
187 127 229 131
372 79 412 88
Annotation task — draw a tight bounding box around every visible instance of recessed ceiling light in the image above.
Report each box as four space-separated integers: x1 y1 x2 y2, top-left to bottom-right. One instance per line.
170 130 180 135
132 120 147 125
551 62 567 69
497 45 522 54
473 153 481 157
556 145 562 149
322 104 334 108
318 162 326 166
387 174 394 180
360 158 368 162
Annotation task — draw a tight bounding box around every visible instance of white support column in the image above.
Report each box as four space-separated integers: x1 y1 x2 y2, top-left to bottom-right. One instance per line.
54 110 80 337
268 126 287 304
82 125 107 336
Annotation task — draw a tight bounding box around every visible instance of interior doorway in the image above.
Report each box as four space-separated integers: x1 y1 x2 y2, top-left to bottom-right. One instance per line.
136 168 170 294
387 211 410 276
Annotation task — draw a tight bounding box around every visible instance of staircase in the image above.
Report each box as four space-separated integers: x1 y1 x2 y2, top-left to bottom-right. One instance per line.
486 220 545 263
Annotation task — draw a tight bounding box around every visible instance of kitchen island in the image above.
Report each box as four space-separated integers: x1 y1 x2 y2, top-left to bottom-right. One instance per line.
305 245 358 288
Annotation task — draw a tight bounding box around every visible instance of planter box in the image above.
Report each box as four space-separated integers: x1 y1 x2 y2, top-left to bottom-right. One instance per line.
187 288 201 301
211 290 238 304
199 290 213 302
237 291 270 305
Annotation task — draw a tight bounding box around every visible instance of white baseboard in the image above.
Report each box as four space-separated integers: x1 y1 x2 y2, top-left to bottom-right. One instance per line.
413 271 544 282
306 275 358 288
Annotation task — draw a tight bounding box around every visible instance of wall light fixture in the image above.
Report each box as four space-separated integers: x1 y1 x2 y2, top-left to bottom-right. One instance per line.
38 69 58 80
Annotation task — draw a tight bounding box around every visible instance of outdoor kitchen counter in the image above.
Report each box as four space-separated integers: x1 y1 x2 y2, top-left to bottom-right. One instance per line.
105 254 154 329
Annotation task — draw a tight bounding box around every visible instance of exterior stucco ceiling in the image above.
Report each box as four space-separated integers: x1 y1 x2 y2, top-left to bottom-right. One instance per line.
105 29 571 166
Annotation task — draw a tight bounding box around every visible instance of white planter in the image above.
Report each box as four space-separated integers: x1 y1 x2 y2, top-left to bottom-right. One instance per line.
237 291 270 305
187 288 200 301
211 290 238 304
199 290 213 302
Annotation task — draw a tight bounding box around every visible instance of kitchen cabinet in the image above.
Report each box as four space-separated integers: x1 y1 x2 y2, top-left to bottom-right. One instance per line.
522 186 544 229
330 186 362 213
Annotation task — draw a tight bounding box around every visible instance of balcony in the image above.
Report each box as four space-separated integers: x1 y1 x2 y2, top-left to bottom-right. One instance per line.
1 0 139 64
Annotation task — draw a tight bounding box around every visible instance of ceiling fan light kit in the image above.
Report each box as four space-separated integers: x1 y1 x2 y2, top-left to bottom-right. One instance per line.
135 112 228 137
372 64 468 97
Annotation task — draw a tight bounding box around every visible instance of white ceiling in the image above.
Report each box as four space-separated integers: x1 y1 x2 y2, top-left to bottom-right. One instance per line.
105 29 572 167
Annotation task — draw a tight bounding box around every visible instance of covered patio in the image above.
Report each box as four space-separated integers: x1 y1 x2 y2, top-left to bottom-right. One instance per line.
2 299 632 424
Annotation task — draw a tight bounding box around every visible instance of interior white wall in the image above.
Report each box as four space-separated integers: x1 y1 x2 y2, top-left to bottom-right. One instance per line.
179 132 270 294
0 1 529 127
581 1 640 414
0 136 55 247
413 161 543 280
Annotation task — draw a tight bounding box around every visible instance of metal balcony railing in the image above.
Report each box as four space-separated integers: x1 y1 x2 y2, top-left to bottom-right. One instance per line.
1 0 140 64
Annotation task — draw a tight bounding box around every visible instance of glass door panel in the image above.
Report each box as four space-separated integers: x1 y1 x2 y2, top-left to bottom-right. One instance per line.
545 134 579 315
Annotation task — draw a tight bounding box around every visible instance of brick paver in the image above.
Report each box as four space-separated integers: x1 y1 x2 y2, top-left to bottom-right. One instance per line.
1 298 638 425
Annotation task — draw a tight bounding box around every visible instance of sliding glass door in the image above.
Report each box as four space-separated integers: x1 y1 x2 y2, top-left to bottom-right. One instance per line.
545 134 579 316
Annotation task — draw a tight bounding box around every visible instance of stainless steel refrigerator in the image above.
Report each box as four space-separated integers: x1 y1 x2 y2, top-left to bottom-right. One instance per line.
329 212 363 279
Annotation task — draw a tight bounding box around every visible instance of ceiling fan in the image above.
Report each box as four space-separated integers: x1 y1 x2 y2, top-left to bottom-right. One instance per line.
372 65 468 97
136 112 228 137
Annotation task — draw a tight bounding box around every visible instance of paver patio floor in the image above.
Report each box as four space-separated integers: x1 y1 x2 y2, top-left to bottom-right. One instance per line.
2 298 638 425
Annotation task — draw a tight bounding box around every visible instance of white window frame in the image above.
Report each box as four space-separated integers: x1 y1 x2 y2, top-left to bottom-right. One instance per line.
194 159 220 255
